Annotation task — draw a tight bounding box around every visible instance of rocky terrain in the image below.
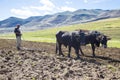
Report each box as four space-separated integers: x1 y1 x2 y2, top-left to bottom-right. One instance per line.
0 39 120 80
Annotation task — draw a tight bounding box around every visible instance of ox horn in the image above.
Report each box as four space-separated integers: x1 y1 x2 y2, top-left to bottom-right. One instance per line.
106 36 111 40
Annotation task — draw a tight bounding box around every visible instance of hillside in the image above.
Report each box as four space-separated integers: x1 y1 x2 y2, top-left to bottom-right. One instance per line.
0 39 120 80
0 17 120 48
0 9 120 33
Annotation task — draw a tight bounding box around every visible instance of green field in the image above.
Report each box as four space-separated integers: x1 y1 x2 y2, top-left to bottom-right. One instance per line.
0 18 120 48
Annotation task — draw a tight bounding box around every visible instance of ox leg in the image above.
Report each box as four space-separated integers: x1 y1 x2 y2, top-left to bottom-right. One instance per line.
75 48 80 59
91 44 95 57
58 44 64 56
55 42 58 54
79 46 84 56
68 46 71 58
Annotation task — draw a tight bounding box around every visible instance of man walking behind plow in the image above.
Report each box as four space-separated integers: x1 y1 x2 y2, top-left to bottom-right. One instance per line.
14 24 22 50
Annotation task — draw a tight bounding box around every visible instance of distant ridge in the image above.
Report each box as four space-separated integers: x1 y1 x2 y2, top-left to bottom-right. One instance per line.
0 9 120 32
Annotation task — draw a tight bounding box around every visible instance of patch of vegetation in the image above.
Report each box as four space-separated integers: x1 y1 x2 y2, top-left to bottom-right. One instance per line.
107 65 117 72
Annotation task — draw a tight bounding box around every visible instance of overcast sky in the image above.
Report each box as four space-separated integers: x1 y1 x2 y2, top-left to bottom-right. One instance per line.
0 0 120 20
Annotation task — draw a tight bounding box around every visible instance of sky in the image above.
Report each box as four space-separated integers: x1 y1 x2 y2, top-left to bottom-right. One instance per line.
0 0 120 20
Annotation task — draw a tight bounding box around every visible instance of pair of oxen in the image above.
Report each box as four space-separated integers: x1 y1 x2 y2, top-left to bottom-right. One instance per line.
56 30 111 59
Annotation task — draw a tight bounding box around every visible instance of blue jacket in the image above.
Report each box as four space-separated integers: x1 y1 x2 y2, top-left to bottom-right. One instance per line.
14 28 21 37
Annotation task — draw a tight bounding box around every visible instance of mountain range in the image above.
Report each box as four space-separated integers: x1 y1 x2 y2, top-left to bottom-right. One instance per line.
0 9 120 33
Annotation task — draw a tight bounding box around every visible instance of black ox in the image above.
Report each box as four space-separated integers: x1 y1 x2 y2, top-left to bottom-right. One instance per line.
55 30 111 58
78 30 111 57
56 31 82 59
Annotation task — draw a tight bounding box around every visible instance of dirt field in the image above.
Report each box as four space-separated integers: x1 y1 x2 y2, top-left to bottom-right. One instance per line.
0 39 120 80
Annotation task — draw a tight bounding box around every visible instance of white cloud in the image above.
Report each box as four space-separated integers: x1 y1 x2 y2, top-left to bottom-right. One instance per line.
84 0 88 3
83 0 106 3
40 0 55 8
60 6 77 12
11 7 41 18
10 0 77 18
30 5 54 11
11 0 56 18
65 1 72 4
33 0 56 11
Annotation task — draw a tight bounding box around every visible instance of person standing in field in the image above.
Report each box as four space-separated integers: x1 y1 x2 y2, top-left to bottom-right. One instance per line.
14 24 22 50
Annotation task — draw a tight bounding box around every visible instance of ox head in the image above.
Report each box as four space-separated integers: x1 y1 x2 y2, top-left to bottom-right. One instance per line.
97 34 111 48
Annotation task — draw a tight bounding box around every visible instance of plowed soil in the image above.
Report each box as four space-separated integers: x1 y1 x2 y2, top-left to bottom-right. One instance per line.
0 39 120 80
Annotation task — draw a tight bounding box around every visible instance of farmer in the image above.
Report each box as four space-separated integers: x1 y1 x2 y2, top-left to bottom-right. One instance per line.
14 24 22 50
